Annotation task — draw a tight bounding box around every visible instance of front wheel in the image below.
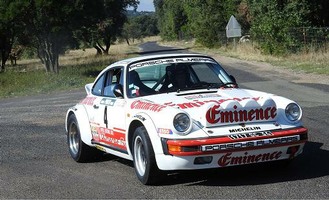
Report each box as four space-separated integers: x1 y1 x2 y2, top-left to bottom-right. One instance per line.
133 126 162 185
67 114 100 162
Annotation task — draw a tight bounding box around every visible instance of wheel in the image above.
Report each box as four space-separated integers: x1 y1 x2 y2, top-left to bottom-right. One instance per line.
133 126 162 185
67 114 100 162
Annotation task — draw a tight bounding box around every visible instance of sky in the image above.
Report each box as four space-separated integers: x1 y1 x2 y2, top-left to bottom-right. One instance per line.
136 0 155 12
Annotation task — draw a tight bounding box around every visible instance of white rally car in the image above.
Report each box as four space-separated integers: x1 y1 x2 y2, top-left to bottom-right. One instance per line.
65 53 308 185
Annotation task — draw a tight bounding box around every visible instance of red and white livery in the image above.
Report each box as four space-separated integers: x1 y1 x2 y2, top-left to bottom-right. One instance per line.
65 54 307 185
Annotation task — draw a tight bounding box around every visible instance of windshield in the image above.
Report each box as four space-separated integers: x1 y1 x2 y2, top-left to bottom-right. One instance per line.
126 57 235 98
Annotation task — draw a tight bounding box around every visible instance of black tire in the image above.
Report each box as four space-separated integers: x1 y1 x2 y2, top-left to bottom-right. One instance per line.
67 114 100 162
132 126 162 185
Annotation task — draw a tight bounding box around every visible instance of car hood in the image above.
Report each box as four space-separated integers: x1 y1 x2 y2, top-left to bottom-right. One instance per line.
140 88 278 128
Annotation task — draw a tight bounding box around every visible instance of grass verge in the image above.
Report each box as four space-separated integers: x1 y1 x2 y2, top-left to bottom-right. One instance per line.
160 40 329 75
0 41 140 99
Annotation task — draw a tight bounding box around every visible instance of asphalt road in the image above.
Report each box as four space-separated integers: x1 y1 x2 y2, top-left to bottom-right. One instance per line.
0 42 328 199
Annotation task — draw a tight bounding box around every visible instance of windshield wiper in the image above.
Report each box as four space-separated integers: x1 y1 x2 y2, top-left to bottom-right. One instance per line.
189 82 220 90
220 82 238 88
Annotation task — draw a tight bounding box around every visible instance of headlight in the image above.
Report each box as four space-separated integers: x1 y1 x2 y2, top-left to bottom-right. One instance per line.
173 113 190 134
285 103 301 121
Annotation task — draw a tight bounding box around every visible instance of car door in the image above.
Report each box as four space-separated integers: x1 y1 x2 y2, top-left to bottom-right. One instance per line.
90 67 128 154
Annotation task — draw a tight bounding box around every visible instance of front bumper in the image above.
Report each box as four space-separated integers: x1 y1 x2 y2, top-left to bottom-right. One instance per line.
156 127 307 170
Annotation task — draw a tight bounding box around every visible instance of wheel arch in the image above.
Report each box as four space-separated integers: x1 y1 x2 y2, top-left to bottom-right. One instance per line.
127 113 164 156
65 106 93 146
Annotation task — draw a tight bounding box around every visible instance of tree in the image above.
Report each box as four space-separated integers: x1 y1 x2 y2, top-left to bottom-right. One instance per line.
154 0 187 40
23 0 89 73
0 1 29 72
76 0 139 55
121 13 159 45
154 0 241 46
248 0 310 55
22 0 138 73
306 0 329 27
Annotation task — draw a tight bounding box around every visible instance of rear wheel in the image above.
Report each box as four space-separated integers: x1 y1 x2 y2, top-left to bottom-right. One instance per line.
133 126 162 185
67 114 99 162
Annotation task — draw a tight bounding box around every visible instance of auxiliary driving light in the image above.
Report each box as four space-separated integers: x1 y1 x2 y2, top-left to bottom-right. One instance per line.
194 156 213 165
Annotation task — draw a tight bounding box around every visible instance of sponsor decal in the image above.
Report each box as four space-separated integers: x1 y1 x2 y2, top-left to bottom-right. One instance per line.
218 151 283 167
129 57 216 69
228 130 273 140
184 94 222 100
201 135 299 151
133 114 146 121
164 97 261 110
158 128 173 135
80 97 97 105
92 127 126 150
131 100 166 112
100 98 116 106
206 105 277 124
229 126 262 133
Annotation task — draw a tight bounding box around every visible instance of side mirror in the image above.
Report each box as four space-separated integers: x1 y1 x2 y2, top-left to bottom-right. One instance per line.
113 84 123 98
229 75 237 83
229 75 238 88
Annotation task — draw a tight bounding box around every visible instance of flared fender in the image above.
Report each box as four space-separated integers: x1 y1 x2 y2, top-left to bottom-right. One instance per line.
65 105 93 146
128 112 164 156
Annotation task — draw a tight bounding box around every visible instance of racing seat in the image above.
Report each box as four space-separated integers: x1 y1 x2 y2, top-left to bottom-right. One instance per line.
129 70 155 96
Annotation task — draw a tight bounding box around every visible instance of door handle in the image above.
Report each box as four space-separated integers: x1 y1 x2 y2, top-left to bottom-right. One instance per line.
93 104 99 109
104 106 108 128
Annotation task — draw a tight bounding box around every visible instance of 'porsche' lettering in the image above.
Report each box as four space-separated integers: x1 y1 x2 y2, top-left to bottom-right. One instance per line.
201 135 299 151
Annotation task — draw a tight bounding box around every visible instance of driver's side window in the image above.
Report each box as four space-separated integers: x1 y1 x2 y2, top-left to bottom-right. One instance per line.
104 68 124 97
91 67 124 97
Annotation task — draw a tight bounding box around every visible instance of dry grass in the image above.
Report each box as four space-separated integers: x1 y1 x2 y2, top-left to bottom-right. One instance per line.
10 40 142 72
160 39 329 75
0 40 143 98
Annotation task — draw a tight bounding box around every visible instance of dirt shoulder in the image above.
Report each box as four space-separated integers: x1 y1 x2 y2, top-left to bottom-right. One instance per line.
210 53 329 85
159 40 328 85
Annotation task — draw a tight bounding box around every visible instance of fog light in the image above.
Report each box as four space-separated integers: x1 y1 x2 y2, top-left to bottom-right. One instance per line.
194 156 213 165
287 145 300 154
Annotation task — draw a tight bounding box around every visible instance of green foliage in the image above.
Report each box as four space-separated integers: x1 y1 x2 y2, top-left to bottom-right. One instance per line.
154 0 327 54
249 0 310 55
155 0 187 40
0 0 139 73
0 0 30 71
155 0 240 47
121 13 159 44
184 0 239 47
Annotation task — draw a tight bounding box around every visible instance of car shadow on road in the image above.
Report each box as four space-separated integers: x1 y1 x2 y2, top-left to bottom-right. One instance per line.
157 141 329 186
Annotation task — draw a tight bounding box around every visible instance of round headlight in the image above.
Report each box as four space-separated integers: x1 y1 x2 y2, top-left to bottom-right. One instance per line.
173 113 190 133
285 103 301 121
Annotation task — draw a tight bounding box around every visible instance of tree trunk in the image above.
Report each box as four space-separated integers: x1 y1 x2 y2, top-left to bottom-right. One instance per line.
104 43 110 55
125 38 130 45
38 38 60 73
1 50 6 72
0 37 12 72
94 45 103 55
